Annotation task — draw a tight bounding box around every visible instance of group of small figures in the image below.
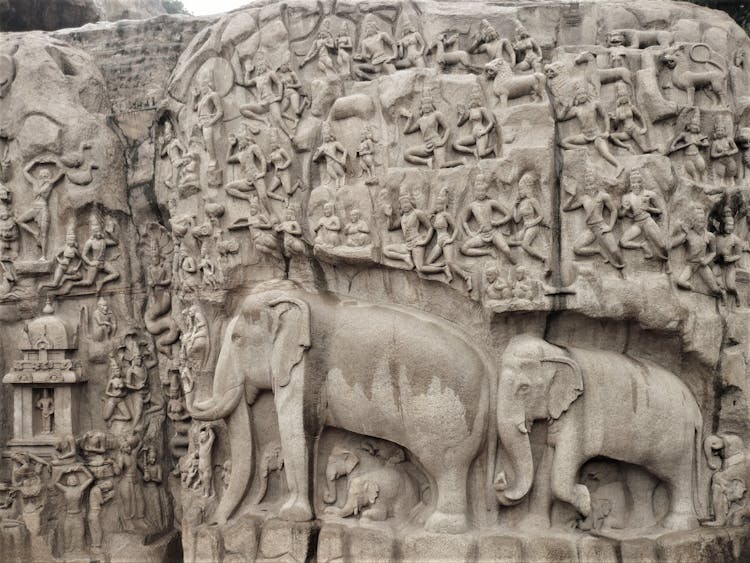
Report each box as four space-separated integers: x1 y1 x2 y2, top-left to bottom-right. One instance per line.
0 431 169 555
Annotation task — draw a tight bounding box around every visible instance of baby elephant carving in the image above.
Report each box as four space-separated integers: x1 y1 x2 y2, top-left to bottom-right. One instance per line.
323 444 419 522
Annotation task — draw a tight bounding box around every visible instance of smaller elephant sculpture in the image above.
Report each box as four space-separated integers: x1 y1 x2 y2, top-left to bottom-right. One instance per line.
323 444 419 522
703 434 748 527
495 334 705 531
252 442 285 504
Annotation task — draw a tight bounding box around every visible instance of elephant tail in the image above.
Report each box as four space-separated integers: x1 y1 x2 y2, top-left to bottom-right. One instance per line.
486 364 498 512
692 422 709 520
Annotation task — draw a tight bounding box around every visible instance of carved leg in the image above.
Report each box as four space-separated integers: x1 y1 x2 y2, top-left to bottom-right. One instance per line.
424 462 469 534
661 465 699 530
275 380 314 522
550 443 589 518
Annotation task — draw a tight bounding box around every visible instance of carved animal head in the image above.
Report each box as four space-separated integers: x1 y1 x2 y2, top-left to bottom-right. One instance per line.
484 57 511 80
326 446 360 482
544 61 566 81
495 335 583 506
606 31 626 47
704 434 745 470
662 45 687 69
215 280 311 395
348 478 380 513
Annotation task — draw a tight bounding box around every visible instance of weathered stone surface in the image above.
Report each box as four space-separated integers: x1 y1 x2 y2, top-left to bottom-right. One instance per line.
2 1 750 562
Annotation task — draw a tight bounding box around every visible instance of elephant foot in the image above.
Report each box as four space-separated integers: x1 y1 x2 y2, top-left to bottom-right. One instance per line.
424 511 468 534
279 498 314 522
662 511 698 531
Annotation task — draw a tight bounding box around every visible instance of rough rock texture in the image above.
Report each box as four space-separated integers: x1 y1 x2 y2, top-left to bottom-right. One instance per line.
1 1 750 561
0 0 166 32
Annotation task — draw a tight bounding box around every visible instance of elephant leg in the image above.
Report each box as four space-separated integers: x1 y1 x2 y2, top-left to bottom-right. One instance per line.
520 444 554 528
661 464 698 530
424 459 469 534
624 467 658 528
275 381 314 522
550 446 590 518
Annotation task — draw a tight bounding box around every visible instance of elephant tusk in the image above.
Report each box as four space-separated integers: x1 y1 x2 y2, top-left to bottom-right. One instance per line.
517 421 529 435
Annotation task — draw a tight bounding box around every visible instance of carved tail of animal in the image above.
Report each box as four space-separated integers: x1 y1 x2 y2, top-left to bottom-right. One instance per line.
486 363 499 512
692 422 709 520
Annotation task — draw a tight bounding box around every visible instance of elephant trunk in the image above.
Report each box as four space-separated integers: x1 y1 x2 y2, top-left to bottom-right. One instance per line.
495 402 534 505
184 383 244 421
323 467 338 504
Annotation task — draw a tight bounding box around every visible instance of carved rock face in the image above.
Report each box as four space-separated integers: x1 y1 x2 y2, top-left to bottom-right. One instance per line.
4 0 750 562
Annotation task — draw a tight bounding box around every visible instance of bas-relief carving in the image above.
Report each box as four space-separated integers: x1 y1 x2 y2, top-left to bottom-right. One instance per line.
3 1 750 562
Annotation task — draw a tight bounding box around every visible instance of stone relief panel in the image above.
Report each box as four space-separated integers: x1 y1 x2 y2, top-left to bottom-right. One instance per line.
2 1 750 562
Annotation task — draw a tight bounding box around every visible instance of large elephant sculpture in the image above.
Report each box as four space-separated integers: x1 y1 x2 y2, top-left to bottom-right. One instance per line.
181 279 491 533
494 334 705 530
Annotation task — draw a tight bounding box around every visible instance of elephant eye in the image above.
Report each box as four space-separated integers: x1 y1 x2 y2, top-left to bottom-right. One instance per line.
516 383 530 396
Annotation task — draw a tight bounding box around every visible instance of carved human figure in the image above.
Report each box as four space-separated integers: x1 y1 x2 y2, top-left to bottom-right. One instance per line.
0 132 10 181
115 435 146 529
715 211 745 306
704 434 748 527
669 203 722 296
510 265 535 299
51 434 79 466
562 168 624 269
608 84 654 154
735 127 750 179
18 158 64 259
197 425 215 498
558 83 623 176
159 121 186 190
71 216 119 293
336 24 354 76
313 202 340 249
428 32 481 73
356 126 377 181
619 168 667 261
277 63 308 127
275 206 306 257
710 123 739 186
460 174 517 264
483 262 512 301
299 24 338 80
512 24 543 72
267 131 301 202
0 202 18 293
55 465 93 554
313 123 347 189
40 226 82 291
92 297 116 341
103 356 131 425
192 79 223 166
395 20 426 69
453 85 500 159
182 303 209 372
353 19 396 80
140 447 170 529
240 55 291 138
511 173 547 265
343 207 371 247
35 389 54 434
244 196 282 260
88 479 114 549
225 131 272 215
177 144 200 195
427 186 473 290
469 19 514 63
402 93 461 168
383 193 445 274
668 110 709 182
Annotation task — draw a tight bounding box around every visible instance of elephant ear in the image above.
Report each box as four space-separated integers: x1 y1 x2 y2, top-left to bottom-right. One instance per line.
542 355 583 420
343 451 360 475
268 296 311 388
363 480 379 506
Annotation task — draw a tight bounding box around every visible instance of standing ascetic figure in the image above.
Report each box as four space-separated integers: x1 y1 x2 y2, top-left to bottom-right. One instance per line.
495 335 704 530
180 280 492 533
